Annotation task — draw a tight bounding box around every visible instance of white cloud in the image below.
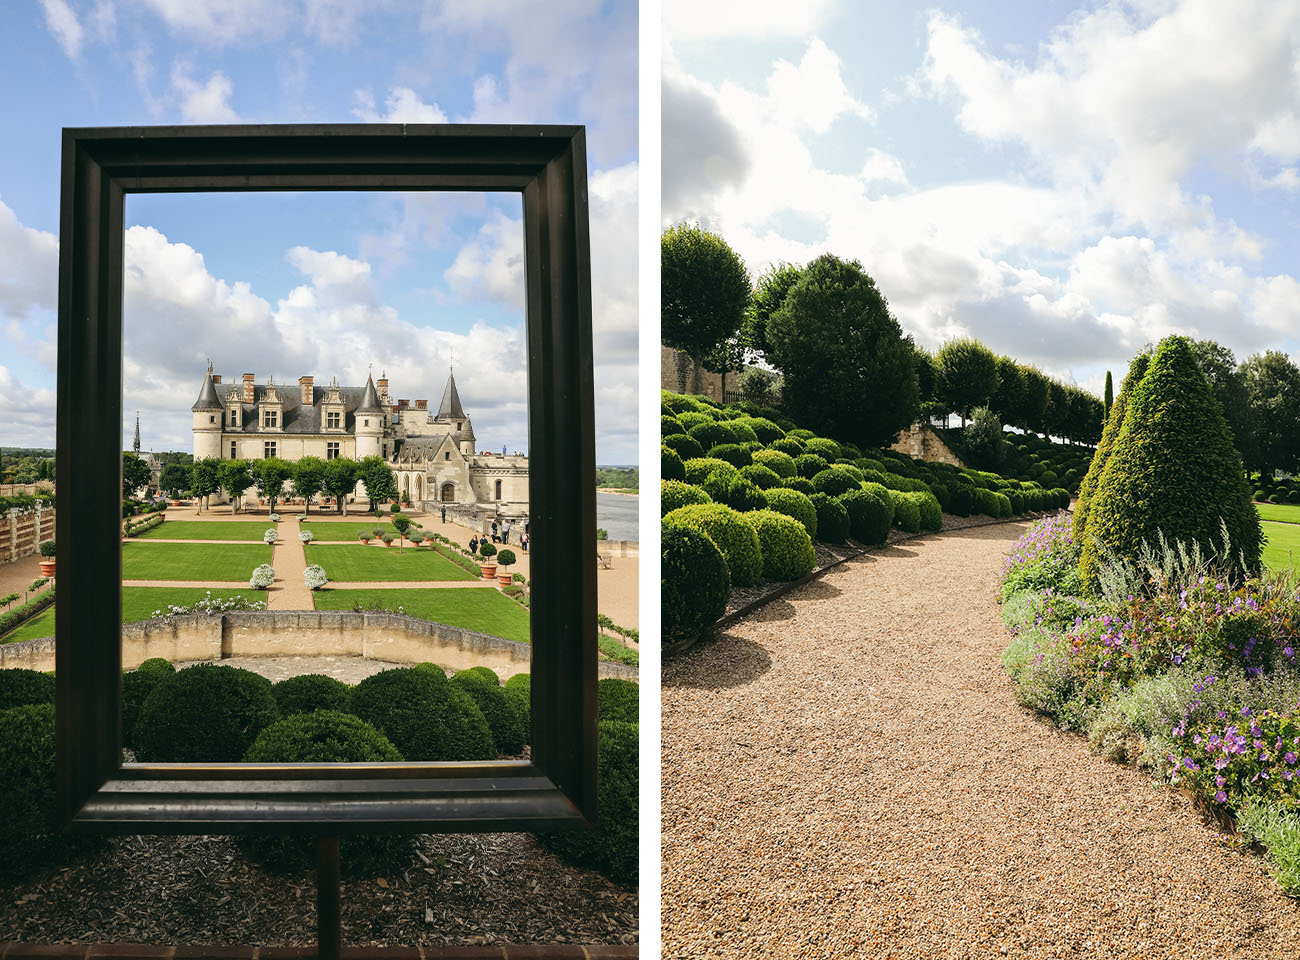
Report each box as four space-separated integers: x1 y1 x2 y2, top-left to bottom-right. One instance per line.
352 86 448 124
860 148 908 188
0 366 59 448
40 0 83 60
663 0 835 39
0 199 59 321
170 63 240 123
139 0 294 45
443 211 525 310
766 38 875 133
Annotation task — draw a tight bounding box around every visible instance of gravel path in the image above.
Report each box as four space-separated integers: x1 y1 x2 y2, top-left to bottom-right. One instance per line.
661 521 1300 959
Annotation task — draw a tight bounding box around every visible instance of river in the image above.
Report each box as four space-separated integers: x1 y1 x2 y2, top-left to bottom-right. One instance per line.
596 492 639 542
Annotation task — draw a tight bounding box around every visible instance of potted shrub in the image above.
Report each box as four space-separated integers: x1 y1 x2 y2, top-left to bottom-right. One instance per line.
495 548 516 587
38 540 56 577
478 541 498 579
373 526 385 541
263 528 279 544
382 533 394 548
409 531 425 547
250 563 275 590
303 564 328 591
357 529 370 544
392 515 412 552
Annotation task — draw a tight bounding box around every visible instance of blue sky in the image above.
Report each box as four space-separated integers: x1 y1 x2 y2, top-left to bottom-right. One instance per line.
0 0 638 462
663 0 1300 401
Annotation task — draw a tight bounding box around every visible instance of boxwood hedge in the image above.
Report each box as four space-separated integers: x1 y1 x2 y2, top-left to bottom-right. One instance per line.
272 673 351 717
761 487 818 539
810 466 861 497
684 457 738 486
135 664 280 763
838 488 891 546
661 479 711 516
707 443 752 467
661 522 730 649
794 453 830 478
743 509 815 581
0 668 55 712
809 492 850 544
663 502 763 587
751 448 796 478
662 432 705 461
738 463 782 490
451 669 525 756
349 667 495 762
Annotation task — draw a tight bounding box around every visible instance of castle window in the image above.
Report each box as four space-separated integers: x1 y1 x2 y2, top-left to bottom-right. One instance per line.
326 411 340 429
382 444 388 458
495 479 502 500
444 451 450 461
457 422 462 431
263 410 278 428
364 419 369 427
264 441 276 458
209 415 215 423
229 409 238 426
326 442 339 460
230 442 236 459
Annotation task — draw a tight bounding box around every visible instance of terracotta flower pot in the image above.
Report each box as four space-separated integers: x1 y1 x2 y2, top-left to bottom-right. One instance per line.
480 563 498 579
497 572 512 587
39 560 55 577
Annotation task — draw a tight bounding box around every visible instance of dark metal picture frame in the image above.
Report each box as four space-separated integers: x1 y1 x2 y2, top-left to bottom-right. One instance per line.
55 124 598 835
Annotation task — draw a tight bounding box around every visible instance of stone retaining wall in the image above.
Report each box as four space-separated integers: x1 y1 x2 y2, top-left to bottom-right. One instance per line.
0 610 637 680
1 504 56 565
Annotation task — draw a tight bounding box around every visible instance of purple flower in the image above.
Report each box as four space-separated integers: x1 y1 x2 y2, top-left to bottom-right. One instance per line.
1215 790 1227 803
1287 753 1297 765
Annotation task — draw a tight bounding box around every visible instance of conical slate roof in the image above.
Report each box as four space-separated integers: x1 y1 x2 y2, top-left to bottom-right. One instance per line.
191 368 222 411
438 372 466 420
356 374 384 414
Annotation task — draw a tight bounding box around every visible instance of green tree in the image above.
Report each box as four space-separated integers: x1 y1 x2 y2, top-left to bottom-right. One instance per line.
250 457 294 513
1079 337 1262 586
742 261 803 360
1073 353 1150 544
964 406 1004 467
1043 379 1070 441
1239 349 1300 477
217 459 253 514
914 343 949 425
122 452 151 498
766 253 919 448
934 338 1000 428
1020 366 1051 436
190 458 219 514
293 456 327 515
158 463 190 498
321 457 359 516
1103 370 1113 423
990 356 1028 430
1188 340 1251 458
661 224 751 394
357 456 397 512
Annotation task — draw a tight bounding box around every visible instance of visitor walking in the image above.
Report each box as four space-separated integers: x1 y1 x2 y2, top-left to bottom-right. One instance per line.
469 535 478 555
441 506 446 523
520 531 528 553
502 520 511 544
491 520 499 543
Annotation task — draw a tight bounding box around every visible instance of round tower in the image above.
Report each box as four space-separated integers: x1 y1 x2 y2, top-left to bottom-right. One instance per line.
191 365 223 459
354 373 384 460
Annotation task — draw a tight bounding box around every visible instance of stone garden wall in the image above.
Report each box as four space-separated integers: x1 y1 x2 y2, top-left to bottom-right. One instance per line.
1 504 56 565
0 609 638 680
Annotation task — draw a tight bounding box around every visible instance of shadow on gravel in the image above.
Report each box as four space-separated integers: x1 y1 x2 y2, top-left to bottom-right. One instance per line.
946 521 1032 542
665 635 772 689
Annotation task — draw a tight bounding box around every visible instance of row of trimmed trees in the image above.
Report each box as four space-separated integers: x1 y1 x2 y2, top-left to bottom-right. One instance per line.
129 453 398 515
662 223 1104 451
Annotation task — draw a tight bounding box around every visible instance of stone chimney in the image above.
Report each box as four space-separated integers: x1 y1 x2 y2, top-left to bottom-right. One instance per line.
376 376 389 403
414 399 427 410
212 374 221 384
242 373 255 403
391 403 400 413
398 399 410 410
299 375 313 406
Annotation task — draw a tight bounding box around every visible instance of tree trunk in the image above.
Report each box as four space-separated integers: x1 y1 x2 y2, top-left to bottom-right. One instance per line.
690 351 704 395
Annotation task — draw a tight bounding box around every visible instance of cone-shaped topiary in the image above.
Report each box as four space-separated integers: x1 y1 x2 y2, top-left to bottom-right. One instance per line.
1078 336 1263 586
1073 352 1150 543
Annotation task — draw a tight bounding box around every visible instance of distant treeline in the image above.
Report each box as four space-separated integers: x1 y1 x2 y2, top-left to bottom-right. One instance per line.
596 466 638 491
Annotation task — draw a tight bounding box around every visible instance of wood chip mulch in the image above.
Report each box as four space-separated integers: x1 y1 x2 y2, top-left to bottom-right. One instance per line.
0 833 637 947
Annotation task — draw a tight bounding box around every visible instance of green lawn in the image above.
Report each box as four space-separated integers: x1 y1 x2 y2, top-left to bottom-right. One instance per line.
299 521 407 542
1262 520 1300 573
304 544 478 581
122 542 273 581
312 588 530 644
2 587 260 644
1257 503 1300 525
134 520 279 541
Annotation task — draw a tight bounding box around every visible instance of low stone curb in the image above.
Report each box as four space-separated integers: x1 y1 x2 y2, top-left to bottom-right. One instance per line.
0 944 636 959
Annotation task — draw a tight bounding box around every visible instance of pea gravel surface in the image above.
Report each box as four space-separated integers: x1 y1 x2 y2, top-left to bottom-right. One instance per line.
662 521 1300 959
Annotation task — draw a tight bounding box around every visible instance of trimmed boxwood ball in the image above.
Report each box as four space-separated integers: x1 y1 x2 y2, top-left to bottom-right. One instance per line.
663 502 763 587
769 436 805 456
662 432 705 461
272 673 351 716
761 487 818 539
751 448 796 479
452 669 525 756
810 466 861 497
349 667 495 761
707 443 752 467
861 482 896 528
993 492 1013 517
135 664 280 763
835 463 865 482
744 417 785 444
781 476 815 495
674 410 711 431
788 428 815 440
726 420 758 443
598 677 639 726
661 415 686 438
538 719 638 885
809 492 850 544
743 509 815 581
1051 487 1072 509
928 482 951 512
240 710 410 874
893 494 921 532
122 660 176 749
904 491 942 532
738 463 782 490
0 668 55 712
701 471 768 513
802 437 842 461
794 453 829 478
662 445 686 482
684 457 738 486
687 421 736 451
661 479 711 515
1005 489 1024 515
504 673 530 738
661 521 731 649
838 488 891 546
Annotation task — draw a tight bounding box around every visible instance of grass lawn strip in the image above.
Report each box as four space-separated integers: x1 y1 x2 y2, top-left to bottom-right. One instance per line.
304 543 478 582
134 521 279 541
1262 519 1300 573
312 588 530 644
296 520 403 541
122 542 273 581
1256 502 1300 526
1 587 259 644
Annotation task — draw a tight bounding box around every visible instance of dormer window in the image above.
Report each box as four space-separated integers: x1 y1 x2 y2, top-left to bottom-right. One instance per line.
229 409 238 426
264 410 278 428
457 422 462 431
445 451 450 461
327 411 340 429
